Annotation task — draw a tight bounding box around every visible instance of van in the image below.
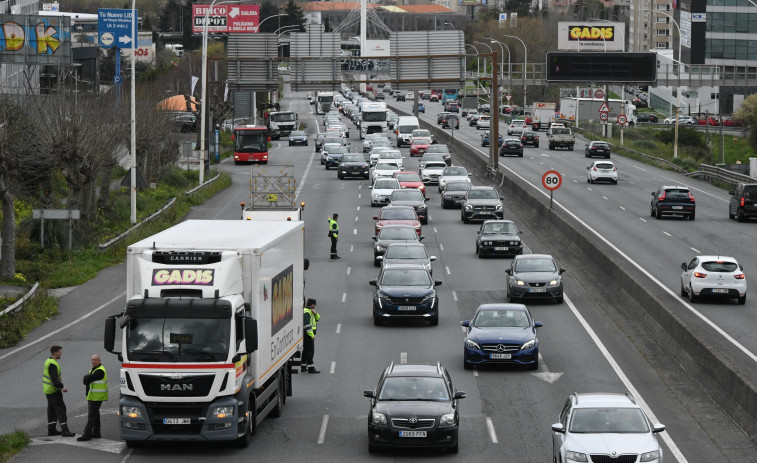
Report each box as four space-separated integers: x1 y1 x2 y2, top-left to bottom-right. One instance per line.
395 116 420 147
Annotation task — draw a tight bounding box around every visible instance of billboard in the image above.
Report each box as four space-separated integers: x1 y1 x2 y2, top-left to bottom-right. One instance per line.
557 22 625 52
0 14 71 65
192 4 259 34
364 40 390 57
459 0 486 4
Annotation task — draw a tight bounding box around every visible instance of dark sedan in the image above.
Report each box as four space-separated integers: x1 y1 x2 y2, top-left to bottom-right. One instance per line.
389 189 429 224
440 181 471 209
338 154 370 179
364 363 465 453
506 254 565 304
637 113 658 123
584 141 611 159
461 303 542 370
396 94 406 102
369 264 442 326
424 145 452 166
650 185 696 220
520 131 539 147
461 186 504 223
480 130 503 147
499 139 524 157
475 220 523 258
288 130 308 146
372 224 424 265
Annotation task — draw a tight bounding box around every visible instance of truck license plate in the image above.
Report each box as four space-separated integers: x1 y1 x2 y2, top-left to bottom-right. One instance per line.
530 288 547 293
399 431 427 438
398 306 416 311
490 353 511 359
163 418 190 425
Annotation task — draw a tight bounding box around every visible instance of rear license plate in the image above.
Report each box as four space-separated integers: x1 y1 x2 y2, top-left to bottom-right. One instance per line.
494 247 509 251
712 288 729 294
530 288 547 293
163 418 190 425
398 306 416 311
399 431 427 438
672 206 683 210
490 353 512 359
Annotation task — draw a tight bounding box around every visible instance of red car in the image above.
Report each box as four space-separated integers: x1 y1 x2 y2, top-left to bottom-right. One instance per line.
410 137 432 156
697 116 719 126
721 118 744 127
373 205 421 236
394 171 426 196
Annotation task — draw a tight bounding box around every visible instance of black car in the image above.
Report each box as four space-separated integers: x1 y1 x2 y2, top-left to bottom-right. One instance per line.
440 181 471 209
461 186 504 223
637 113 659 123
500 139 524 157
442 114 459 129
364 363 465 453
520 131 540 148
288 130 308 146
369 264 442 326
506 254 565 304
373 224 424 265
389 189 429 225
424 145 452 166
650 185 696 220
314 133 327 152
338 154 370 179
437 112 450 125
584 141 611 158
729 183 757 222
446 103 460 113
396 94 406 102
324 149 347 170
475 220 523 258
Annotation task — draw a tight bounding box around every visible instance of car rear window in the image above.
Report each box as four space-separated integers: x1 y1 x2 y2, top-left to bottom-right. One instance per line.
381 208 416 220
743 185 757 199
396 173 421 182
385 246 427 259
665 189 690 198
701 261 739 272
505 140 520 146
595 163 614 169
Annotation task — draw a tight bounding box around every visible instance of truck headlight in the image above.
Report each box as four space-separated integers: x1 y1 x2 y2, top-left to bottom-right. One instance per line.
213 406 234 418
121 406 142 418
371 412 387 425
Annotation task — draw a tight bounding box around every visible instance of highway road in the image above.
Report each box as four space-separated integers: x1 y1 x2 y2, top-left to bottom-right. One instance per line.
1 84 755 463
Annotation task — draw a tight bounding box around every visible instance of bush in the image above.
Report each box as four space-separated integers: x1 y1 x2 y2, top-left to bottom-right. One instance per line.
160 165 191 189
656 127 706 148
670 156 701 172
631 139 659 152
0 290 58 348
0 430 29 463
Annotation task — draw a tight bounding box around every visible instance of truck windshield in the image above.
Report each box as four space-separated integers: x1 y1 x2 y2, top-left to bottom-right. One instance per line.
126 317 230 362
362 112 387 122
271 113 296 122
235 131 268 153
318 96 334 103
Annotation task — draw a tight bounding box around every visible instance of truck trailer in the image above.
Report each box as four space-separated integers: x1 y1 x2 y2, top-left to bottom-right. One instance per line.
104 220 306 448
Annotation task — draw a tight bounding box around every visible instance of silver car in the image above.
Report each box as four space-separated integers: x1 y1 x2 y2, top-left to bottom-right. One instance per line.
438 166 472 193
420 161 447 185
378 242 437 275
369 178 401 207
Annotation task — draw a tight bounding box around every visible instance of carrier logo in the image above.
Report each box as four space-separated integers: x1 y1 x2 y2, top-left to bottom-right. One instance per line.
161 383 193 392
152 268 214 285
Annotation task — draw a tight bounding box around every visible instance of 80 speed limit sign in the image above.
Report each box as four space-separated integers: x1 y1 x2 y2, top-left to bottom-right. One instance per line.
542 170 562 191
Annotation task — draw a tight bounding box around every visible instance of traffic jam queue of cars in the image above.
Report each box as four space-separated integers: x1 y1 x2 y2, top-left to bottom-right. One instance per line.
295 87 673 458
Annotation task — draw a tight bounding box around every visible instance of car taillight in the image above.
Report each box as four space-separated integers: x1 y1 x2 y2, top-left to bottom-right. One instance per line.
520 144 523 148
613 167 617 172
592 167 597 171
590 147 596 151
659 191 666 200
741 197 745 207
693 272 707 278
689 192 695 202
734 274 745 280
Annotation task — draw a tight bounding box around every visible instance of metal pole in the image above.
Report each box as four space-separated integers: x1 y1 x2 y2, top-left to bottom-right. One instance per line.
130 0 137 224
491 51 499 174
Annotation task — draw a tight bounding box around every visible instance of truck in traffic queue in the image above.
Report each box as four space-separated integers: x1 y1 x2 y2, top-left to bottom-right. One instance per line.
240 165 304 221
316 91 335 114
231 125 269 165
267 111 298 140
104 219 307 448
359 101 388 140
530 102 557 131
558 97 637 126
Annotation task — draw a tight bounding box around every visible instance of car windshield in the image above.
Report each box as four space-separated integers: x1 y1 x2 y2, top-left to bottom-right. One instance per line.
396 173 421 182
374 179 399 189
324 137 342 145
290 131 306 136
392 190 423 201
329 147 348 154
514 257 557 273
701 261 739 272
413 138 431 145
380 268 431 286
381 208 416 220
424 162 447 169
468 189 498 200
378 227 417 240
378 376 449 401
342 155 364 163
569 408 650 433
482 222 517 234
376 164 400 172
413 130 430 137
126 317 230 362
381 151 401 159
445 182 471 192
443 167 467 176
473 309 529 328
234 131 267 153
384 246 428 259
427 146 450 154
595 163 614 170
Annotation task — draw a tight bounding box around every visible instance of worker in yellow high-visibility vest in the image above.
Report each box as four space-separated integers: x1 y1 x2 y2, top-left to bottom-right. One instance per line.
328 213 340 259
77 354 107 441
43 345 75 437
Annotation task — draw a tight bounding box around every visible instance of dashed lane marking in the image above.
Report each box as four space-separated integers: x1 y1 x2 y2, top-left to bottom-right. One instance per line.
317 415 329 444
400 352 407 364
330 362 336 374
663 231 672 237
336 323 341 334
341 293 346 303
486 417 498 444
452 291 458 302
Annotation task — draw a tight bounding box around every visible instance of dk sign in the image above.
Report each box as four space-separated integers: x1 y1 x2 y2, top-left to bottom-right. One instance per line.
192 4 260 34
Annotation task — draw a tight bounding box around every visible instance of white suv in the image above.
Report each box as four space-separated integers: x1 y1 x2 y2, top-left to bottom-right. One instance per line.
680 255 747 304
552 393 665 463
507 119 528 136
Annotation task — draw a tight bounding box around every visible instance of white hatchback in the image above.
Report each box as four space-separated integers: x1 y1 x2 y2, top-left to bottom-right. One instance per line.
586 160 618 185
370 160 401 182
476 115 491 130
680 255 747 304
507 119 528 136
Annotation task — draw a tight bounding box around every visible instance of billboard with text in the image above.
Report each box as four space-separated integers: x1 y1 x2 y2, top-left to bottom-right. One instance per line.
557 22 625 52
192 4 259 34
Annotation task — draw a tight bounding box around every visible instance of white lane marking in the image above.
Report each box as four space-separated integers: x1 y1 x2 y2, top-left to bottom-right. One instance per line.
359 185 362 190
355 216 358 222
691 247 701 253
565 294 688 462
0 292 124 361
540 153 550 158
433 227 438 233
572 179 578 183
539 161 544 165
347 267 351 275
445 266 451 275
639 218 647 223
336 323 341 334
452 291 458 302
587 187 593 191
486 417 499 444
620 206 626 211
663 231 672 237
350 245 354 252
294 143 317 200
473 370 479 377
530 353 563 384
30 436 126 455
330 362 336 374
358 194 361 199
317 415 329 444
357 206 360 211
120 448 134 463
439 243 444 251
341 293 346 303
400 352 407 364
353 228 357 235
602 196 608 200
461 326 466 333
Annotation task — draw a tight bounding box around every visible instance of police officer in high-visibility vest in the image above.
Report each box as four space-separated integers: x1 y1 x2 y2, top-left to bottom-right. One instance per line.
328 213 340 259
302 298 321 373
43 345 75 437
77 354 107 441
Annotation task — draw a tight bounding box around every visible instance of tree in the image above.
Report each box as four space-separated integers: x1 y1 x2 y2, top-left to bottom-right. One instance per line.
733 94 757 152
282 0 307 32
259 1 281 33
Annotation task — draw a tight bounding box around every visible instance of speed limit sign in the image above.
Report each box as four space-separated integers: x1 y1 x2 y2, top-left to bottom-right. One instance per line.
617 114 628 125
542 170 562 191
599 112 609 122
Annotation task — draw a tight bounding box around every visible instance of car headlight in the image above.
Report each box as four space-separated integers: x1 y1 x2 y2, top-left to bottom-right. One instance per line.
566 451 588 462
521 339 536 350
548 279 559 286
496 204 503 210
213 406 234 418
465 204 473 209
371 412 387 425
516 280 525 286
372 194 381 199
510 241 519 246
640 450 661 462
420 294 435 303
439 413 456 427
418 205 427 211
465 338 481 350
376 245 385 252
121 406 142 418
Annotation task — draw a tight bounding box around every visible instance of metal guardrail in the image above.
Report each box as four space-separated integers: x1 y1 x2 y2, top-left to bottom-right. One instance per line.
0 282 40 316
689 164 757 185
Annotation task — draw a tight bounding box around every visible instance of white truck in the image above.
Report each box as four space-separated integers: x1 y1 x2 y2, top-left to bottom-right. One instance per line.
104 220 307 447
530 102 557 131
267 111 298 140
359 101 388 140
559 97 637 125
316 91 334 114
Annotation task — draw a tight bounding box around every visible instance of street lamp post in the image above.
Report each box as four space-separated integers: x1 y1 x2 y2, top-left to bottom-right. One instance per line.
474 41 493 105
485 38 510 109
130 0 137 223
443 22 455 30
464 43 479 80
500 35 527 110
274 25 300 35
257 13 287 32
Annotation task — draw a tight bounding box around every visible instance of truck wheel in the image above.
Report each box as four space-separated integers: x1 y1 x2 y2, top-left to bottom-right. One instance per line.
270 370 285 418
569 145 574 151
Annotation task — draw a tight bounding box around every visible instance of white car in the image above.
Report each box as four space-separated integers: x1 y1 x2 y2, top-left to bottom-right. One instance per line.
370 161 401 182
586 160 618 185
466 109 479 121
663 115 696 125
438 166 472 193
419 161 447 185
369 147 393 166
369 178 401 207
409 129 432 145
377 150 404 170
507 119 528 136
363 133 386 153
680 255 747 304
476 115 491 130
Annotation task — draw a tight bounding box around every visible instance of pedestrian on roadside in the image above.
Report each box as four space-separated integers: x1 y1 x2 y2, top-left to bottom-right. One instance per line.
77 354 108 441
43 345 75 437
328 213 340 259
302 298 321 374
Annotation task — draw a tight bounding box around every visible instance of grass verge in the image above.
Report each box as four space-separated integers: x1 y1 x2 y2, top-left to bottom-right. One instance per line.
0 289 58 348
0 430 29 462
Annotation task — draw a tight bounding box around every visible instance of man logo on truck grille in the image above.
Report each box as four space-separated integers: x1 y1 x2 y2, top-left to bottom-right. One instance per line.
271 265 294 336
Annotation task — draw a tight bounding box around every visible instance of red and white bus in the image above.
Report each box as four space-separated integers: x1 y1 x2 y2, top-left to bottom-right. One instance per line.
232 125 269 164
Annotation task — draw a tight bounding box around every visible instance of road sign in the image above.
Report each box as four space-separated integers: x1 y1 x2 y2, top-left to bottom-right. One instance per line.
542 170 562 191
599 112 609 122
113 75 121 85
192 4 260 34
98 9 137 49
598 101 610 112
594 89 605 99
617 114 628 125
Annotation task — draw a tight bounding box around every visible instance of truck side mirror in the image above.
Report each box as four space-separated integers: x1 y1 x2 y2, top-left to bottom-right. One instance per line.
244 318 259 353
104 316 118 354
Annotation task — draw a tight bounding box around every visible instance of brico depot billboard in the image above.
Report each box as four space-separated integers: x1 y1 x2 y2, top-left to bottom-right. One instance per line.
557 22 625 52
192 4 259 34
